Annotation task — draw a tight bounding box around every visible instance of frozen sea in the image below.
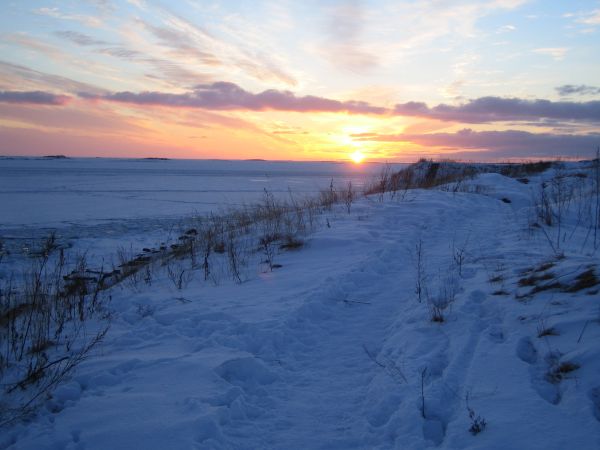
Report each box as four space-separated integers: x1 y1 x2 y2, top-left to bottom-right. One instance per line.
0 157 398 262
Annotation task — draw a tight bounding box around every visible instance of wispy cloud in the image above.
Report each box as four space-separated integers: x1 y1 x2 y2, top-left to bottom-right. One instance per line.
54 30 111 46
98 47 144 59
141 21 220 67
126 0 147 10
0 90 70 105
142 8 298 86
323 0 378 73
3 33 66 60
497 24 516 33
533 47 568 61
0 61 107 95
33 7 103 28
394 97 600 123
556 84 600 96
51 28 212 88
353 128 600 159
575 9 600 26
87 0 115 14
79 81 386 114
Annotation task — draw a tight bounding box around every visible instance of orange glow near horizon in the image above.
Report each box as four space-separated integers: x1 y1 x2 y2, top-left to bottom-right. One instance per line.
0 100 453 162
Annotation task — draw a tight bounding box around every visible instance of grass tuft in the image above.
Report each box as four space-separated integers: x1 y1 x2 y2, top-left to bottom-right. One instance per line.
564 268 599 293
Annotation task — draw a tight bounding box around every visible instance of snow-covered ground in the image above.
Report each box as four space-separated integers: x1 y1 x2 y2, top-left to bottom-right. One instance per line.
1 160 599 449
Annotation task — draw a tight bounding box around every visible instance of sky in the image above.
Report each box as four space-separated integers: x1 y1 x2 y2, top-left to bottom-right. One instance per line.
0 0 599 162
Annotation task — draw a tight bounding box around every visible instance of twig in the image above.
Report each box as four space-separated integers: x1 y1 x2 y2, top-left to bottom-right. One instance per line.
363 344 385 368
344 299 371 305
577 320 590 344
421 367 427 419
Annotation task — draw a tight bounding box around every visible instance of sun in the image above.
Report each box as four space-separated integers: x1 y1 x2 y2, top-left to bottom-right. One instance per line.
350 150 365 164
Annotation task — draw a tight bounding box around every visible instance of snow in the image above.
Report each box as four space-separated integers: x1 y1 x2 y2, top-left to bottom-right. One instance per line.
1 159 599 449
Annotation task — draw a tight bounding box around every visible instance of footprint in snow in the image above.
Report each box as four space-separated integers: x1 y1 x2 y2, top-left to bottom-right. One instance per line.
214 357 278 393
422 416 446 446
516 337 537 364
589 387 600 423
487 324 505 343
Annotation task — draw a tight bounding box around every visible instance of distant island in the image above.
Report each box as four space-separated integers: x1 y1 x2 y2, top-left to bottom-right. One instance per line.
42 155 68 159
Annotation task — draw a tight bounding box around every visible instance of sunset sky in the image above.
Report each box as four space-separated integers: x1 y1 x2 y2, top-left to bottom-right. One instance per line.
1 0 599 161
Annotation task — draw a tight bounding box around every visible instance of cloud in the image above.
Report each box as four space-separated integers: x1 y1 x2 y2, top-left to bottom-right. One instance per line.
575 9 600 26
0 103 148 134
139 9 297 86
0 61 107 95
4 33 66 60
0 125 180 158
126 0 147 10
0 90 70 105
556 84 600 96
87 0 115 14
394 97 600 123
54 30 111 46
497 24 516 33
141 21 220 66
353 128 600 159
33 7 103 28
98 47 144 59
79 82 386 114
533 47 568 61
323 0 378 72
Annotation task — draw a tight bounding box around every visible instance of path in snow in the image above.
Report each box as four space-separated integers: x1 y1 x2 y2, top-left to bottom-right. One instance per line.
213 191 516 449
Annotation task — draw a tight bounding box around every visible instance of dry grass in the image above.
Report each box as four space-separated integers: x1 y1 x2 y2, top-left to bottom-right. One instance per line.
546 361 580 384
564 268 599 293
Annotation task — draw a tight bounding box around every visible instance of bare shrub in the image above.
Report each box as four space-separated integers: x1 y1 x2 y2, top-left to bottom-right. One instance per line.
280 234 304 250
260 232 278 272
545 353 580 384
377 163 391 201
226 231 247 283
499 160 554 178
414 238 426 303
452 235 470 277
319 179 338 211
115 246 147 291
288 188 307 234
466 393 487 435
593 148 600 249
166 262 193 290
199 220 215 281
0 239 7 265
531 169 578 252
0 251 110 425
427 270 459 323
344 181 355 213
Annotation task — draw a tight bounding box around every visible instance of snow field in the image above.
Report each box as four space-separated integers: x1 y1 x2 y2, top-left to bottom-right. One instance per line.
2 162 600 449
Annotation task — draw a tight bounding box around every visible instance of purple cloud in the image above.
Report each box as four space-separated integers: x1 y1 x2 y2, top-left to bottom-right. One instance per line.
353 128 600 159
79 82 386 114
394 97 600 123
0 90 70 105
556 84 600 96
